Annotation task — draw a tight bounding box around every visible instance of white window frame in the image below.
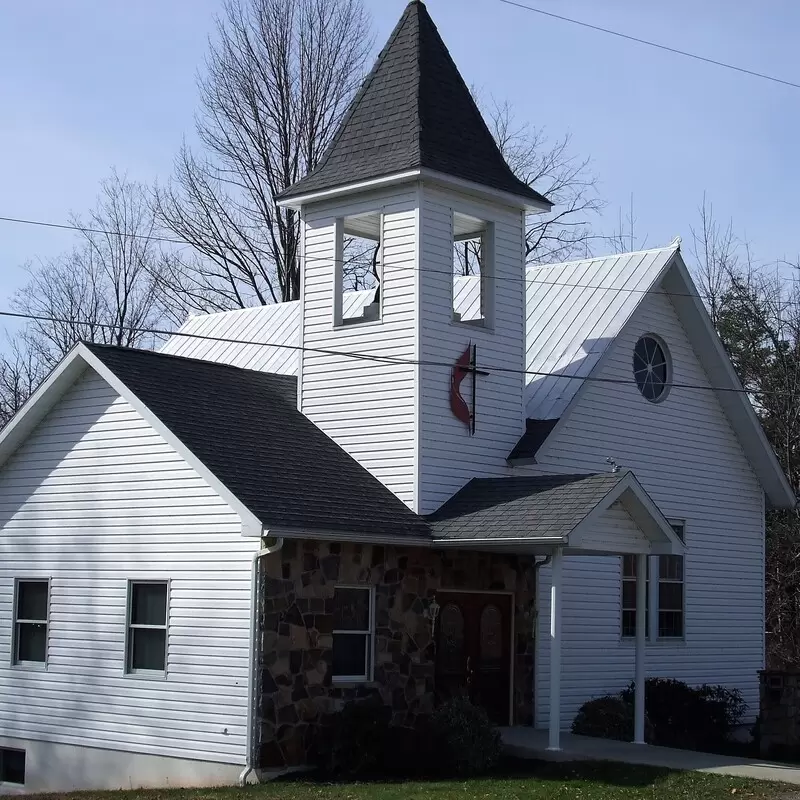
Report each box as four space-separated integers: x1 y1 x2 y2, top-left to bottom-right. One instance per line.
620 555 649 639
451 215 496 330
12 578 50 668
0 746 26 786
333 214 384 328
656 521 686 640
331 584 375 683
620 520 686 642
125 580 170 677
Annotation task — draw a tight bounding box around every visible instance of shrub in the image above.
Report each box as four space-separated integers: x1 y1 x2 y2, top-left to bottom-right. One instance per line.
380 723 430 776
620 678 746 751
426 695 501 776
316 696 391 776
572 695 638 742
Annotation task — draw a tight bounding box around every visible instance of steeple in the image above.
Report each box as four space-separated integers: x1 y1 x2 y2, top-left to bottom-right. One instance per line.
277 0 550 208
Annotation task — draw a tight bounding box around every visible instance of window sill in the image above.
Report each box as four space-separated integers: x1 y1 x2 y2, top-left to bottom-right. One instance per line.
331 679 379 688
620 637 686 646
12 661 47 671
334 318 383 331
450 318 494 333
125 669 168 680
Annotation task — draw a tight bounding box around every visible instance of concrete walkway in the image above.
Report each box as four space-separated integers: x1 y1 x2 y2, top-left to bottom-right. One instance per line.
500 727 800 785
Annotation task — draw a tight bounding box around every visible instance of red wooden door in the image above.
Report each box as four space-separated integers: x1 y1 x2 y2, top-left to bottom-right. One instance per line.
435 592 512 724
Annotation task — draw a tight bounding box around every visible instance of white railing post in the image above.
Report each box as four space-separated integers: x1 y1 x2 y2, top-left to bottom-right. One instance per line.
547 547 564 751
634 551 647 744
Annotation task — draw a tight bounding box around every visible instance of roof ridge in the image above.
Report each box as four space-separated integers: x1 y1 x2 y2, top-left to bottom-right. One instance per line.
82 342 297 385
526 242 681 274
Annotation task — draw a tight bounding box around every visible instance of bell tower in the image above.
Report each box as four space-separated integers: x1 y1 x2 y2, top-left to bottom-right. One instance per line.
276 0 551 514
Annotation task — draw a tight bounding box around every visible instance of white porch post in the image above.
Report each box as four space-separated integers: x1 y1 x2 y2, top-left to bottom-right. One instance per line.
548 547 564 751
634 551 647 745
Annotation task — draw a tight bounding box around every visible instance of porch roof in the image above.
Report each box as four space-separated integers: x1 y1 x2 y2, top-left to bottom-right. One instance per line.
428 470 683 554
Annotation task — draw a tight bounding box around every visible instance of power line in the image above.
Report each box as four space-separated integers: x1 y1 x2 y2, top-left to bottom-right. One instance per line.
0 212 716 301
1 305 794 398
0 215 188 246
498 0 800 91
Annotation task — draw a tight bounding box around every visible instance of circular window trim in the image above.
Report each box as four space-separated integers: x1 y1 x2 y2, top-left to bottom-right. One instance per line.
632 333 672 404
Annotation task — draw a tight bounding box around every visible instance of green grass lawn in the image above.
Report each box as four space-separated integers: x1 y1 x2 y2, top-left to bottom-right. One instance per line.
26 761 797 800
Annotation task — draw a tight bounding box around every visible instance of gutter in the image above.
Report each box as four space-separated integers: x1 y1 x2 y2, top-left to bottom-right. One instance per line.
265 526 566 550
239 536 284 787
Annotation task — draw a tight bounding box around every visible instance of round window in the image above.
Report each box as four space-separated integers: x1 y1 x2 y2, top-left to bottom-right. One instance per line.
633 335 670 403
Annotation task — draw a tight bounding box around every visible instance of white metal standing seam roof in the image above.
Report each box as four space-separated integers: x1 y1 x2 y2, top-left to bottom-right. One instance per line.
161 245 680 420
523 244 679 419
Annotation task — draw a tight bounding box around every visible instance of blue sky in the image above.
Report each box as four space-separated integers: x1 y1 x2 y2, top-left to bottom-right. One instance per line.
1 0 798 311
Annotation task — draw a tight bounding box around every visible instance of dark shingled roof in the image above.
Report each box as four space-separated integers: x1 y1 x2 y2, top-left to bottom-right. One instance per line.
277 1 550 206
508 418 560 461
85 344 429 539
428 472 625 540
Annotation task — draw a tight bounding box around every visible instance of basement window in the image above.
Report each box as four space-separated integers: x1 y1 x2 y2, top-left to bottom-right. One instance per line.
334 212 382 326
0 747 25 785
332 585 374 682
452 212 494 328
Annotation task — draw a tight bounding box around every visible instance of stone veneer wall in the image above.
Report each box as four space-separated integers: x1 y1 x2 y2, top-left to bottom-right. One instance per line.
759 670 800 756
257 539 536 768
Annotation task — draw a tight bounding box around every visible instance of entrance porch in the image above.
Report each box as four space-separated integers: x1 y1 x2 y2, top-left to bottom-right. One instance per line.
429 469 685 751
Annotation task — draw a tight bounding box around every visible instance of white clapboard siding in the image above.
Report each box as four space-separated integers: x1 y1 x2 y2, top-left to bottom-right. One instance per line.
0 368 258 764
299 186 420 507
417 186 525 514
530 288 765 728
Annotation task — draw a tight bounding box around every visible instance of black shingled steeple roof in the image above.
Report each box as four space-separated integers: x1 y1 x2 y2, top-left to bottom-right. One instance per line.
277 1 550 206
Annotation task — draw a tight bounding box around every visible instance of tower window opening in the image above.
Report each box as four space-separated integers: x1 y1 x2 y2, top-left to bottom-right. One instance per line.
334 212 383 326
452 212 494 328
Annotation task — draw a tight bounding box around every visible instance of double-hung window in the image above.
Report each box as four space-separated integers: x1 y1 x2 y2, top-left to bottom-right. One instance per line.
332 586 374 682
14 580 49 665
658 522 685 638
127 581 169 674
621 556 649 639
621 521 685 639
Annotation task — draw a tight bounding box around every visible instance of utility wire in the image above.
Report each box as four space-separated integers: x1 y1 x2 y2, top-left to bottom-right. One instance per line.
0 212 717 301
1 306 792 398
498 0 800 91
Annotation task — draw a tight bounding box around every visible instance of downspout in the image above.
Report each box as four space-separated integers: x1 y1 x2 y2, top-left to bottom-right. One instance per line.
239 535 284 787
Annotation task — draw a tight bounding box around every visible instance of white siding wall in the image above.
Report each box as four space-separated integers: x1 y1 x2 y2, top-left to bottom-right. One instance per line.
418 186 526 514
0 369 257 765
577 502 651 553
530 289 765 728
300 187 420 507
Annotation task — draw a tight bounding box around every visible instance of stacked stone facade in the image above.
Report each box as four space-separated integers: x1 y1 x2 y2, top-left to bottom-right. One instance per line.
759 670 800 756
257 539 535 768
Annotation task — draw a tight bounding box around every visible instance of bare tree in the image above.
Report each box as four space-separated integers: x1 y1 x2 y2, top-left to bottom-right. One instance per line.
689 195 739 327
14 171 166 369
486 99 604 265
0 335 46 427
606 195 649 255
154 0 372 310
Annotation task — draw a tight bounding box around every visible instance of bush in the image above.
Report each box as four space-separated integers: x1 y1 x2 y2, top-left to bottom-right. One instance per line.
619 678 747 751
380 723 430 777
572 695 639 742
426 695 501 776
316 696 391 776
